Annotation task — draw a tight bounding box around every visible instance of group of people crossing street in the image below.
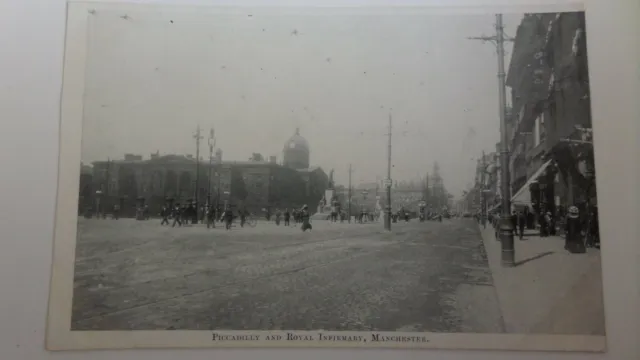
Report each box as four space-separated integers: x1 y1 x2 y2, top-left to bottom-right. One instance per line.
157 202 314 232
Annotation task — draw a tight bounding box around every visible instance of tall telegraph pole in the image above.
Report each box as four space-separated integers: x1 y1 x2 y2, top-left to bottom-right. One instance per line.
348 164 353 224
384 114 392 231
481 150 487 229
193 125 203 222
468 14 515 267
207 128 216 208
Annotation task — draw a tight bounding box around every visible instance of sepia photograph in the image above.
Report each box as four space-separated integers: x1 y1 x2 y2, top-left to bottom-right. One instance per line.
47 2 606 351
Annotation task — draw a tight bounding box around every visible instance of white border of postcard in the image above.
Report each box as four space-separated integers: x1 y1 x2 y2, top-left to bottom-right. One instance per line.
47 0 607 352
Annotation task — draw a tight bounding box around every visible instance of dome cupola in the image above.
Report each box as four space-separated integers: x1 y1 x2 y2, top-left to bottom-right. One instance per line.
283 128 310 169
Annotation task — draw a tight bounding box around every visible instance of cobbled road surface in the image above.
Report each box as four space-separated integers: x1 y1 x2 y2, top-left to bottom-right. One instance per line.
71 218 504 333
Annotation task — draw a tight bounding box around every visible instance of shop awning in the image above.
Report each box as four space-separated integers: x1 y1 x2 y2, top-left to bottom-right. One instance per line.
511 160 553 205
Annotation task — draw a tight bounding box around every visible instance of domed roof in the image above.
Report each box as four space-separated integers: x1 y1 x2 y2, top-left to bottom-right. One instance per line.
284 128 309 152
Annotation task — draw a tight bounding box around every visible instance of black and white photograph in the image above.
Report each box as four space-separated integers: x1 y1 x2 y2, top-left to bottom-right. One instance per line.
47 3 606 351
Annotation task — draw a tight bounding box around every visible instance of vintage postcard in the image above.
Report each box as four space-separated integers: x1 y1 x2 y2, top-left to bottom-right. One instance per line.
47 1 607 352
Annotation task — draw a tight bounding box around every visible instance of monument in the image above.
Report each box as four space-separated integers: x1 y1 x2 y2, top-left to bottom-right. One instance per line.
316 169 336 215
376 195 384 223
324 169 336 209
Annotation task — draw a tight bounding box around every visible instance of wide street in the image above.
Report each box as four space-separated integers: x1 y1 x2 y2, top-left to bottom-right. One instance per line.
71 217 504 333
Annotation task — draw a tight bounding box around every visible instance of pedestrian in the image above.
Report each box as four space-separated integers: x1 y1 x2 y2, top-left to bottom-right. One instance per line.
524 206 533 229
292 209 299 224
546 211 556 236
180 204 188 226
275 209 282 226
112 203 120 220
301 205 312 231
565 205 586 253
206 204 216 229
587 205 600 248
330 204 337 222
171 203 182 227
284 208 291 226
518 210 526 240
539 210 549 237
224 206 233 230
240 208 246 228
191 203 197 224
160 205 170 225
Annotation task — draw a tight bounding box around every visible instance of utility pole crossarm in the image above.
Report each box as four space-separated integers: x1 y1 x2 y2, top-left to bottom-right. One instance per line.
467 35 497 41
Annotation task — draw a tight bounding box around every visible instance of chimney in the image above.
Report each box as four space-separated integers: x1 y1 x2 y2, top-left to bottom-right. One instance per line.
269 156 276 164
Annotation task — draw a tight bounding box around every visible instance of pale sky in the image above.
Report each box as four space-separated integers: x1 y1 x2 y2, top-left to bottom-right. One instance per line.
81 7 521 197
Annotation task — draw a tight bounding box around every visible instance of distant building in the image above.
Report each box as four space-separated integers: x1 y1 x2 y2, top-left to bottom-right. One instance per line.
349 181 423 214
476 151 499 213
85 130 328 216
78 163 93 214
461 187 480 214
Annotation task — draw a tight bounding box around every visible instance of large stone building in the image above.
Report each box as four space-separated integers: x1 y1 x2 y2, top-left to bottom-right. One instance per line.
84 129 328 217
506 12 594 216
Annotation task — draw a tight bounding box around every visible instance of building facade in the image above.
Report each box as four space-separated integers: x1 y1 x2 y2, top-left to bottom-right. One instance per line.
506 14 555 209
506 12 594 217
84 131 328 217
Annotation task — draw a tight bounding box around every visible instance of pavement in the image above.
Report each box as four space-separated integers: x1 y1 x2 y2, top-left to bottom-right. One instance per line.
478 223 605 335
71 217 504 333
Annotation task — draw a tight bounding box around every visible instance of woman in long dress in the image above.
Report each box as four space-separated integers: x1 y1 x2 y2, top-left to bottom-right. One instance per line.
301 205 312 231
